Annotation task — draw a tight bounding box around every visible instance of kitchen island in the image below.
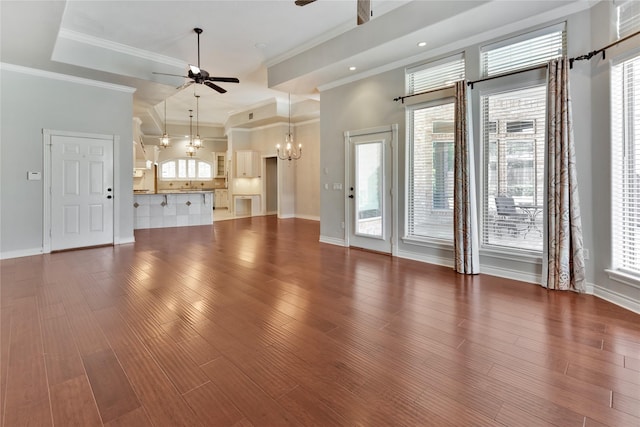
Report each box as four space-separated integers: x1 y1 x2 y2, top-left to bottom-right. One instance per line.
133 191 213 229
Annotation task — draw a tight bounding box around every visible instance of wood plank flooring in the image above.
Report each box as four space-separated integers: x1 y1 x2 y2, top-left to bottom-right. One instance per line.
1 216 639 426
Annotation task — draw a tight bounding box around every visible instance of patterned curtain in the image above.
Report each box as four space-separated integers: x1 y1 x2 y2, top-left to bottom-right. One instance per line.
544 57 586 292
453 80 480 274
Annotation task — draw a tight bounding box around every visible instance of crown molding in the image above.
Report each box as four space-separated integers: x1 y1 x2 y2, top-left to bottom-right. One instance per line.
58 28 187 68
0 62 136 93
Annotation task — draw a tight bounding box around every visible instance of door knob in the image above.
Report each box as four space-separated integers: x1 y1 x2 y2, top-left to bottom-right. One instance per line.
107 188 112 192
107 195 112 199
348 195 354 199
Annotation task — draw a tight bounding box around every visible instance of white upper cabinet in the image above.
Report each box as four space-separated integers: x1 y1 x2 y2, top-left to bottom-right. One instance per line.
235 150 260 178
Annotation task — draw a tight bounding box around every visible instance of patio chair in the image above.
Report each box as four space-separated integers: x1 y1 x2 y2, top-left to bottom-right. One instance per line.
494 196 529 237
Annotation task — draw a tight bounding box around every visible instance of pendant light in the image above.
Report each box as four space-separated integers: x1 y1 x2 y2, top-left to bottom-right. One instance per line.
186 109 196 157
159 99 170 148
276 93 302 161
193 94 202 149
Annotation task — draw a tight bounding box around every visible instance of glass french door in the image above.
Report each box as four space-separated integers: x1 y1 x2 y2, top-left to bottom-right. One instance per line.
347 129 392 253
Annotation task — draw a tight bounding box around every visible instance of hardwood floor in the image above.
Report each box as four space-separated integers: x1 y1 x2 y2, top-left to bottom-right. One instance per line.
1 215 639 426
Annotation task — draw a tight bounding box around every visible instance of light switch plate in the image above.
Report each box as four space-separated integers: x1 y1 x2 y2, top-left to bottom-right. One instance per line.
27 171 42 180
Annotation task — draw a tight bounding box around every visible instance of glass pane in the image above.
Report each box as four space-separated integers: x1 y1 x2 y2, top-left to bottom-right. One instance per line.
408 102 455 240
187 159 196 178
482 86 545 252
161 161 175 179
177 159 187 178
198 161 212 179
356 142 383 237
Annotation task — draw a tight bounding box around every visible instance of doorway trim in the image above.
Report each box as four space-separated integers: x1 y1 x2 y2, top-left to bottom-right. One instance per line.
43 129 121 253
343 124 398 255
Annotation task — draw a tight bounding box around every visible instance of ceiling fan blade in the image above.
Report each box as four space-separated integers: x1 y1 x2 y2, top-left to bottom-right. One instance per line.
357 0 370 25
177 81 195 91
204 81 227 94
295 0 316 6
206 77 240 83
153 72 188 78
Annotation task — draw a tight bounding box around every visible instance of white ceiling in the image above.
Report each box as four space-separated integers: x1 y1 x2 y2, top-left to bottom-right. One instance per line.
0 0 594 134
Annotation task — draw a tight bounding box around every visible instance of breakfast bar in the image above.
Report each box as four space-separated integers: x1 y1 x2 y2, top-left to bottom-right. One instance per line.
133 190 213 229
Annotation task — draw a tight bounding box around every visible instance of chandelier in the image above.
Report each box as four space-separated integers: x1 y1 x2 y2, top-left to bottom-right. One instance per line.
159 99 170 148
276 93 302 161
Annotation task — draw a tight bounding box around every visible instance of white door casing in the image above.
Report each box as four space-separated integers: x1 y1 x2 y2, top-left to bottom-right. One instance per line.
44 131 115 251
344 125 398 254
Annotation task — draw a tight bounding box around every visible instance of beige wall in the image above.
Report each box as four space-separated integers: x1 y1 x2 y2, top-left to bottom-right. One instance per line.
295 120 320 220
226 120 320 219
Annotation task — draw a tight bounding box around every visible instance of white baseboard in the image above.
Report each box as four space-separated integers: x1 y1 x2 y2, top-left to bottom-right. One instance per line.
480 264 541 285
396 249 454 268
592 283 640 314
278 214 295 219
296 214 320 221
319 235 346 247
116 237 136 245
0 247 44 260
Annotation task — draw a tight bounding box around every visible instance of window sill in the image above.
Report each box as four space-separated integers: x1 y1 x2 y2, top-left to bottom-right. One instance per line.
606 269 640 290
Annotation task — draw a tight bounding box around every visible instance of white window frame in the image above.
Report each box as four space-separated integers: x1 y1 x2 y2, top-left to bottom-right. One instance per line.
608 49 640 286
405 96 456 244
159 158 213 180
476 24 566 258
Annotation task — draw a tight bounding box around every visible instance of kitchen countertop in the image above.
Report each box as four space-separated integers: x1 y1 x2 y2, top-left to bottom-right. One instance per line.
134 189 220 194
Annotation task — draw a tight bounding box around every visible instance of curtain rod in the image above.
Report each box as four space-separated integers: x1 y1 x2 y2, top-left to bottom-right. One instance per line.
466 63 548 89
393 84 454 104
395 30 640 100
568 29 640 68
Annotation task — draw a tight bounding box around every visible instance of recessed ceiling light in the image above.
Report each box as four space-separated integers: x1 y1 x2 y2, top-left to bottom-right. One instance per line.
349 66 357 71
417 41 427 47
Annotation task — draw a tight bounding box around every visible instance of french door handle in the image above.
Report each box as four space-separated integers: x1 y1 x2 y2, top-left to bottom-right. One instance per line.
348 195 354 199
107 195 113 199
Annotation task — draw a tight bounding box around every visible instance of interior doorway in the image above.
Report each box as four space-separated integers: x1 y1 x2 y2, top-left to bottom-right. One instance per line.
265 156 278 215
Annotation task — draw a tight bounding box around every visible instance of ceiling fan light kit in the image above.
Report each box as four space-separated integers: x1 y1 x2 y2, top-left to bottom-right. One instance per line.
152 27 240 93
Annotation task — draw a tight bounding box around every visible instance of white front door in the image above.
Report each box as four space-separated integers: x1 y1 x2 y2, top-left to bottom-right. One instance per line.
50 134 114 251
345 126 396 254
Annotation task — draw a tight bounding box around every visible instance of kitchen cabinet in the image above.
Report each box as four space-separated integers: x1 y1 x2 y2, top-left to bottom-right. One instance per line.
214 152 226 178
214 189 229 209
235 150 260 178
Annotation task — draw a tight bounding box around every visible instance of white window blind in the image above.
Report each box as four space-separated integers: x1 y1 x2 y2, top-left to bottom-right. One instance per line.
481 86 545 252
408 102 455 240
618 0 640 39
407 53 465 94
481 24 566 77
612 54 640 275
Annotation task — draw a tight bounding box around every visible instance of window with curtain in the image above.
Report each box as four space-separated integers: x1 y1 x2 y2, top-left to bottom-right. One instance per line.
479 24 565 253
160 158 213 180
482 86 545 252
612 53 640 276
405 54 464 241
